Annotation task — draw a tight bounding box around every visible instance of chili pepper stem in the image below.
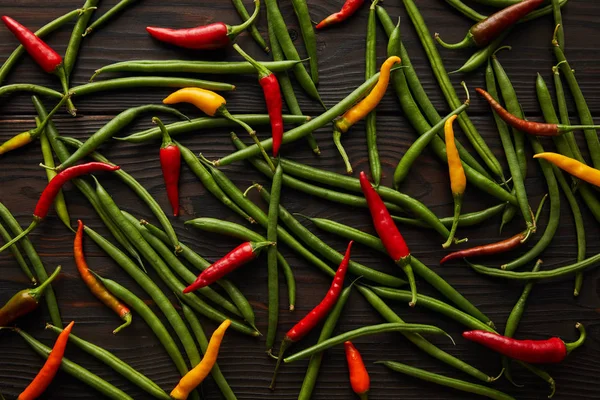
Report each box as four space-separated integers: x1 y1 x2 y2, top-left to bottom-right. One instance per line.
434 32 474 50
30 265 62 299
0 219 39 254
333 129 353 174
229 0 261 39
565 323 586 354
243 183 262 197
396 258 417 307
112 312 132 334
442 195 467 249
232 44 270 79
269 337 292 390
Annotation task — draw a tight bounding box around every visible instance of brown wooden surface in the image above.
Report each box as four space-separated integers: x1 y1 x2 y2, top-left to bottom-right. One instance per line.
1 0 600 399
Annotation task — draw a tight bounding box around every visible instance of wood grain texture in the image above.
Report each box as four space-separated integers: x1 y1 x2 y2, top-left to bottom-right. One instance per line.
1 0 599 399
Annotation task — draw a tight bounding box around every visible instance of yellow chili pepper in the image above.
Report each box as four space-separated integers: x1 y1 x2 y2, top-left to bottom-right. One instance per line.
442 115 467 249
0 132 34 155
170 319 231 400
333 56 401 174
534 152 600 187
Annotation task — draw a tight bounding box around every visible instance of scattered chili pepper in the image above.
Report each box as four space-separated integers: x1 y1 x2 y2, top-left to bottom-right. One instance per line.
170 320 231 400
534 152 600 188
435 0 544 49
333 56 401 173
147 0 259 50
233 44 284 157
152 117 181 216
183 241 273 293
476 87 600 136
0 265 60 326
463 323 586 364
74 221 132 334
345 341 370 400
443 114 467 249
18 320 75 400
359 171 417 306
270 241 353 390
316 0 365 29
0 162 120 255
441 230 524 265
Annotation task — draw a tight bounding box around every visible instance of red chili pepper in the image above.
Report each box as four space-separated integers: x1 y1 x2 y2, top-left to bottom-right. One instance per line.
0 266 61 326
153 117 181 216
435 0 544 49
146 0 260 50
440 230 526 264
0 162 120 255
476 87 600 136
1 15 63 74
359 171 417 306
18 320 75 400
183 241 273 293
463 323 586 364
344 341 370 400
233 44 284 157
316 0 365 29
270 241 354 390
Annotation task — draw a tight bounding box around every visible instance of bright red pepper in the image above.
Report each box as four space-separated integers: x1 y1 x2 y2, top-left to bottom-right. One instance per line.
0 162 120 255
316 0 365 29
1 15 63 74
463 324 586 364
270 241 354 390
146 0 260 50
234 44 284 157
183 241 273 293
344 341 370 400
359 171 417 306
154 117 181 216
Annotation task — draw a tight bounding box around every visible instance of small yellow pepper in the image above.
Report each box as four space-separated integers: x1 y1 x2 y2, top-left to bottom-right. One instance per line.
0 132 34 155
534 152 600 187
163 87 226 116
442 115 467 249
333 56 401 174
170 319 231 400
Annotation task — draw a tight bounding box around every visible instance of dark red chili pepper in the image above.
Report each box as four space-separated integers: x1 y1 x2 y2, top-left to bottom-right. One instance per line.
440 231 526 264
435 0 544 49
0 266 61 326
233 44 284 157
154 117 181 216
183 241 273 293
1 15 63 74
0 162 120 255
345 341 370 400
463 323 586 364
270 241 354 390
146 0 260 50
476 87 600 136
359 171 417 306
316 0 365 29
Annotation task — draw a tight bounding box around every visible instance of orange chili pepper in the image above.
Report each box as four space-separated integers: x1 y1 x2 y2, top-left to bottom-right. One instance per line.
74 220 131 334
344 341 370 400
534 152 600 187
442 114 467 249
18 320 75 400
333 56 401 174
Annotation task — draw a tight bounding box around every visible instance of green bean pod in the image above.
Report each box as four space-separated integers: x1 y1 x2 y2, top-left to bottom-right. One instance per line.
290 0 319 84
46 324 170 400
553 68 583 163
365 0 381 186
266 163 283 351
0 84 64 100
64 0 98 75
392 203 505 229
0 222 36 284
83 0 138 37
451 32 510 74
231 0 269 52
16 328 134 400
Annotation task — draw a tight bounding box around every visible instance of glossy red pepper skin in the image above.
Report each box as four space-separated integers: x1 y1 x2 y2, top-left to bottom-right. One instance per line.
1 16 63 74
463 330 567 364
158 128 181 216
344 341 370 399
316 0 365 29
440 231 525 264
183 241 272 293
260 74 284 157
146 23 231 50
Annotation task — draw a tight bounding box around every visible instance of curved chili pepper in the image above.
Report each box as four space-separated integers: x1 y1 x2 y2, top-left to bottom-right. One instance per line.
344 341 370 400
476 87 600 136
0 162 120 255
435 0 544 49
534 152 600 188
463 323 586 364
333 56 401 173
270 241 353 390
153 117 181 216
359 171 417 306
74 221 131 334
316 0 365 29
440 231 525 265
18 320 75 400
443 115 467 249
233 44 284 157
0 266 61 326
170 319 230 400
183 241 273 293
146 0 260 50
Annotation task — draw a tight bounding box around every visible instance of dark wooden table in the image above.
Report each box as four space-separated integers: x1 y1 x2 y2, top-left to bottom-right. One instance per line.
1 0 599 399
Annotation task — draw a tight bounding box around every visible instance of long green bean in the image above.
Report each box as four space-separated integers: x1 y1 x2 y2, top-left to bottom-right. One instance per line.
266 163 283 352
70 76 235 95
366 0 381 186
83 0 138 36
392 203 505 229
291 0 319 84
0 222 36 284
